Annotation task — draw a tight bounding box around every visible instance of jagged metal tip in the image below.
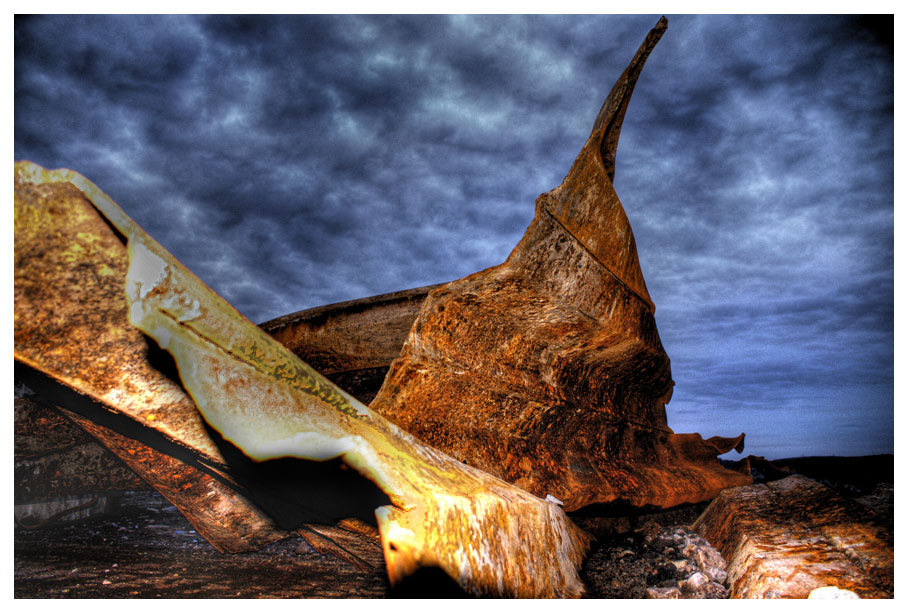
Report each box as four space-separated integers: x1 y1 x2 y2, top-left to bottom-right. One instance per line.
593 16 668 183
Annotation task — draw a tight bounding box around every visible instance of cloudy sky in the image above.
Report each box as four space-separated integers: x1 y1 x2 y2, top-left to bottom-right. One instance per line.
14 14 893 460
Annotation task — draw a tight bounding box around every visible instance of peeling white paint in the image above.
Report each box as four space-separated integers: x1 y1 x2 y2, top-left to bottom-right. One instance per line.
153 325 172 350
158 292 202 322
254 431 356 461
129 241 168 299
128 300 146 327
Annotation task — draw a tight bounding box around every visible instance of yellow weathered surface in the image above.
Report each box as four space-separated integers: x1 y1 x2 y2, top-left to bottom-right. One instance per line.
14 160 591 597
14 162 290 552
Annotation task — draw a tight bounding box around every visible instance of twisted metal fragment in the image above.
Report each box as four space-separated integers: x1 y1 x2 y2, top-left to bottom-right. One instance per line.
370 17 751 510
14 161 591 597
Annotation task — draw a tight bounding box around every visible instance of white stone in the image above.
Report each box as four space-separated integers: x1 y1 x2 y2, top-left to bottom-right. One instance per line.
680 572 709 593
645 587 680 599
808 586 860 599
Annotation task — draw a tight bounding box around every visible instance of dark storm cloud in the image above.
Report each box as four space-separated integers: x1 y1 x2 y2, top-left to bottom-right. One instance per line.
14 14 892 459
597 14 893 457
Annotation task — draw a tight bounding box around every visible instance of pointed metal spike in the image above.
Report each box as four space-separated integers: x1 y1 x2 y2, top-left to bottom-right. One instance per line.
593 16 668 182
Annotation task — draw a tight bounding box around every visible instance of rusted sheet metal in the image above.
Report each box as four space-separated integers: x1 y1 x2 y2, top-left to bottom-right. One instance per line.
14 161 592 596
692 475 894 598
14 175 220 460
60 408 288 553
14 165 289 552
370 16 751 511
14 395 149 502
259 285 440 404
121 183 591 598
14 393 94 460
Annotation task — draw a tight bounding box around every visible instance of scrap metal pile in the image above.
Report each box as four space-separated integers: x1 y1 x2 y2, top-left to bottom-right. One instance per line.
14 18 751 597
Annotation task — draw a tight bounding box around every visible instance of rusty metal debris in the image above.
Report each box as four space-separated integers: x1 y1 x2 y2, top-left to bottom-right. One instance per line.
260 285 442 405
125 197 592 596
14 160 590 597
14 16 755 597
14 394 148 503
692 475 894 598
370 16 751 511
14 164 290 553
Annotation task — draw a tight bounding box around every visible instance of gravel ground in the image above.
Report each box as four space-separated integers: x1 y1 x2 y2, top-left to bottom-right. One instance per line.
18 483 892 599
15 490 728 598
14 491 389 598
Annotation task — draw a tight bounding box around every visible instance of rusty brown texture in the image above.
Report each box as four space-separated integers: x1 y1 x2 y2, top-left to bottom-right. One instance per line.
14 177 218 458
14 395 149 502
260 284 441 404
14 159 593 596
13 17 762 596
59 408 288 553
13 166 288 553
692 475 894 598
369 17 750 511
16 389 398 564
15 393 94 459
122 185 592 597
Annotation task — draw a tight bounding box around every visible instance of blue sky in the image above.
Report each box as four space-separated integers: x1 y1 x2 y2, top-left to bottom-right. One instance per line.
14 14 893 459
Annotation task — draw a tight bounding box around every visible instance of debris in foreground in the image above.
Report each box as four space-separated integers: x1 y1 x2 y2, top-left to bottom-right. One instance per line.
14 158 590 597
692 474 893 598
14 16 760 597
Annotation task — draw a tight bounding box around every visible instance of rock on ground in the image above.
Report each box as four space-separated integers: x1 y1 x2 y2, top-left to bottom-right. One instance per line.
580 522 729 599
692 475 893 598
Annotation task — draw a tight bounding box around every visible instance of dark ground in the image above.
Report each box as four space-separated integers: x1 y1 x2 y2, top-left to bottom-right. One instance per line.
14 455 894 599
769 455 894 495
14 491 389 598
14 490 713 599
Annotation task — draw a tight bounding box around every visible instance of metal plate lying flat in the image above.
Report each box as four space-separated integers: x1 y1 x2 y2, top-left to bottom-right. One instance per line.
369 17 752 511
14 394 149 504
